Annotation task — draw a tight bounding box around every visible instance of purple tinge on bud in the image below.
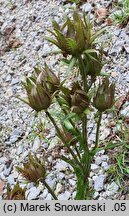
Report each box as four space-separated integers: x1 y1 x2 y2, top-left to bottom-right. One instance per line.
93 78 115 112
71 82 90 114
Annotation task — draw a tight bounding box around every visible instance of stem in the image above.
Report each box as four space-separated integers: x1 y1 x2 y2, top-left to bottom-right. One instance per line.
93 111 102 151
78 55 89 153
42 179 58 200
46 111 82 168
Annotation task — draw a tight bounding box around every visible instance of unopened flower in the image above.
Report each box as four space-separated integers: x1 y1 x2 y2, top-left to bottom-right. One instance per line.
71 82 89 114
21 77 51 112
93 78 115 112
46 12 105 57
5 182 26 200
16 154 46 183
36 63 60 94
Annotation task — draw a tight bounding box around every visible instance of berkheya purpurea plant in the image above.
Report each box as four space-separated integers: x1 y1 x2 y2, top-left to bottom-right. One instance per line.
17 11 115 200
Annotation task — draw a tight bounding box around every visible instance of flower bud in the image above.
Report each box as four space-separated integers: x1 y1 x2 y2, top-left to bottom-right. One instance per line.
16 154 46 183
23 77 51 112
71 83 89 114
5 182 26 200
93 78 115 112
36 63 60 94
59 127 77 146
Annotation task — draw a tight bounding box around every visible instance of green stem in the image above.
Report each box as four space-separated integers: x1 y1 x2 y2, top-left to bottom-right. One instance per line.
93 111 102 151
46 111 82 169
78 56 87 92
78 55 89 153
42 179 58 200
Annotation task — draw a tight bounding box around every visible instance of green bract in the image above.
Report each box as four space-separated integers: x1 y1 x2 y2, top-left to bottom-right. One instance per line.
46 11 105 57
16 154 46 183
5 183 26 200
20 74 51 112
36 63 60 94
93 78 115 112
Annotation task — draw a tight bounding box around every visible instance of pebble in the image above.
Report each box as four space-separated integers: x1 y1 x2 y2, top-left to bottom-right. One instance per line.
91 164 99 172
55 183 64 195
101 162 109 171
58 191 71 200
26 187 41 200
95 157 102 165
32 137 41 152
106 182 119 196
94 175 106 192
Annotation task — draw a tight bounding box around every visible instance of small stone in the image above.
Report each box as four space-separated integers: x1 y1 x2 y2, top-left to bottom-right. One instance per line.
111 72 117 78
94 175 106 192
106 182 119 196
69 179 76 187
101 162 109 170
17 145 23 155
101 155 109 162
3 166 12 177
58 191 71 200
40 189 48 199
46 177 56 190
8 175 15 185
93 191 99 199
91 164 99 172
95 157 102 165
55 161 68 172
121 106 129 117
32 137 41 152
81 3 92 12
55 183 64 195
26 187 40 200
45 193 52 200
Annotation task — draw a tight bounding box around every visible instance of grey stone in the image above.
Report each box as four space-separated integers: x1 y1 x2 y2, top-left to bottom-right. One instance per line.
101 162 109 171
91 164 99 172
46 177 56 190
95 157 102 165
106 182 119 196
81 3 92 12
3 166 12 177
45 193 52 200
69 179 76 187
58 191 71 200
27 187 40 200
94 175 106 192
8 175 15 185
32 137 41 152
55 183 64 195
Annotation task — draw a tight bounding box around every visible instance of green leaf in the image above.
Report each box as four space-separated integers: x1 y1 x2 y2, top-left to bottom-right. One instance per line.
66 57 76 74
44 36 59 47
91 27 107 43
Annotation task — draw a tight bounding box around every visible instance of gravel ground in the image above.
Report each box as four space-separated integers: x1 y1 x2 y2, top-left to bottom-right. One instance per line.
0 0 129 200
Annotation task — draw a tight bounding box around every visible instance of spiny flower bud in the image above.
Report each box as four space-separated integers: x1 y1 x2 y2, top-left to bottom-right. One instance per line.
22 77 51 112
71 82 89 114
5 182 26 200
16 154 46 183
93 78 115 112
36 63 60 94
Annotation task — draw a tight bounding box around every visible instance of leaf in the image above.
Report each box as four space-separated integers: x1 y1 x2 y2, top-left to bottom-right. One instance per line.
83 49 97 54
44 36 59 47
66 38 78 55
66 57 76 74
17 96 30 106
91 27 107 43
